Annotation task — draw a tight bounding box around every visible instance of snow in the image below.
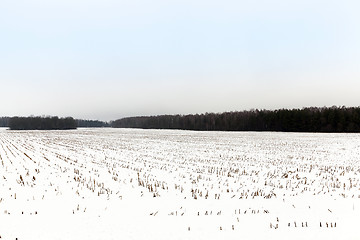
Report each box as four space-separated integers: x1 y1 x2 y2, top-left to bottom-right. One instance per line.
0 128 360 239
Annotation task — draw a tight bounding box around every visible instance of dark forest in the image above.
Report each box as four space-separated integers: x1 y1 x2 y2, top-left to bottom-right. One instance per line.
0 117 9 127
2 117 109 129
111 106 360 132
3 106 360 132
9 116 77 130
76 119 110 128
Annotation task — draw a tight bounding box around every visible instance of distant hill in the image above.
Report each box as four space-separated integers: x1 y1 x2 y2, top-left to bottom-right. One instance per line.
111 106 360 133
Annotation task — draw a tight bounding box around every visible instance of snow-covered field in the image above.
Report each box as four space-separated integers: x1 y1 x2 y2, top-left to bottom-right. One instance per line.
0 128 359 240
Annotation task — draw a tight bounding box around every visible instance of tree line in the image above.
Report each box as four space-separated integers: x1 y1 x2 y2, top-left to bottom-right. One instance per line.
9 116 77 130
3 106 360 132
0 117 10 127
111 106 360 132
76 119 110 128
1 117 110 129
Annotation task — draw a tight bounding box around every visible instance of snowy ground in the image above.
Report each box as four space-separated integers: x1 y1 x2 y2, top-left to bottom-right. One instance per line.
0 128 360 240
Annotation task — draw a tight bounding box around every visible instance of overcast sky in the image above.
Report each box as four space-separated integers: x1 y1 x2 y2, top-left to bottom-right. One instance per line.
1 0 359 121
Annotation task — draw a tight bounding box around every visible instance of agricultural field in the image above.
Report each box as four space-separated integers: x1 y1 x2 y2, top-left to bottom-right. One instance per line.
0 128 360 240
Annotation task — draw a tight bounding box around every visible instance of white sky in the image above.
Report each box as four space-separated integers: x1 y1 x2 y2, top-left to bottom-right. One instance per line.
1 0 359 121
